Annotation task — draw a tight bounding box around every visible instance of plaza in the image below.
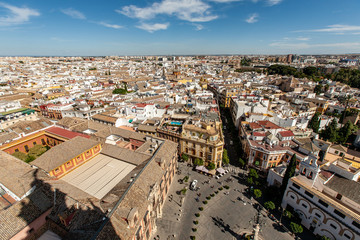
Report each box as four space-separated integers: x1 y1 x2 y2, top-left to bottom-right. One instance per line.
155 162 295 240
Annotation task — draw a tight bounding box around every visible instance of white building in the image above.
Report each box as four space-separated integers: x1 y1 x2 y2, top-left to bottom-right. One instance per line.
282 159 360 240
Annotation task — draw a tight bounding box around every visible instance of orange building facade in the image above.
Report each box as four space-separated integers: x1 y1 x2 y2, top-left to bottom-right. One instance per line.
0 131 67 155
50 143 102 178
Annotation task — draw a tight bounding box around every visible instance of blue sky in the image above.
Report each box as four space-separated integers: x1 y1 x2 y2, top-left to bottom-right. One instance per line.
0 0 360 56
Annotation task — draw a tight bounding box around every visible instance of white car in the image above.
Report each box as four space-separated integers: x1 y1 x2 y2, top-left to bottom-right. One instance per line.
190 180 198 190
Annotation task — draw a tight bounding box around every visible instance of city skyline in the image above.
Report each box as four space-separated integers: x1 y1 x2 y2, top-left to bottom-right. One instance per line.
1 0 360 56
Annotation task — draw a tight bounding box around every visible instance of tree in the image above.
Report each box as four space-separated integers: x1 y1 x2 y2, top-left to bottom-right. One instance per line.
194 158 204 166
303 66 319 76
308 112 321 133
290 222 303 235
264 201 276 211
324 84 330 92
238 158 245 168
25 155 36 163
241 58 251 66
314 84 323 95
207 162 216 170
181 153 189 162
12 151 27 161
222 149 229 165
247 177 254 185
253 189 262 199
338 120 357 144
320 119 338 143
281 154 297 196
249 168 259 179
112 88 127 94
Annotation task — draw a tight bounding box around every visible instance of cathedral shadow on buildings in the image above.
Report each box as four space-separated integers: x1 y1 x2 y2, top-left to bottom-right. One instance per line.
17 169 120 240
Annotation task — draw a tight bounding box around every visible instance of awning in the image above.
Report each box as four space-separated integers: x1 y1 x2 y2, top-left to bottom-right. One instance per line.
195 165 209 173
208 169 216 175
216 168 226 174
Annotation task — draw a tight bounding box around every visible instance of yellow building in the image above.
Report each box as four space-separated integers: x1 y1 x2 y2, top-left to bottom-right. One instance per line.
180 120 224 168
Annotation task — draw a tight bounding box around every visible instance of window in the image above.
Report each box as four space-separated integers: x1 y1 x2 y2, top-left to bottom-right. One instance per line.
330 223 337 229
15 148 19 152
318 199 329 208
301 204 308 209
334 209 345 219
305 191 313 198
55 168 60 173
136 226 142 240
143 211 149 226
24 145 29 152
290 195 295 200
344 233 351 239
67 162 72 166
335 150 339 154
353 221 360 229
41 139 46 145
315 213 321 218
292 183 300 190
33 141 37 146
336 193 342 200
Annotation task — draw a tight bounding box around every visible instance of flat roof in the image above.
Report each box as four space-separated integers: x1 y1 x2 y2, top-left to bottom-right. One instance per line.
61 154 136 199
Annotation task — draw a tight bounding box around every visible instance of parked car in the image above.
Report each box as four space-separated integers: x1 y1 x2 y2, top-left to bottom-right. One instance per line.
190 180 198 190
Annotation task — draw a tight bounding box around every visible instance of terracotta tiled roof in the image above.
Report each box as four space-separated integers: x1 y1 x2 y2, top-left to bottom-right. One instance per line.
32 136 99 172
46 126 90 139
279 131 294 137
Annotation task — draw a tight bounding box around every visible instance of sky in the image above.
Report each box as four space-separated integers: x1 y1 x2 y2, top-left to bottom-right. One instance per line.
0 0 360 56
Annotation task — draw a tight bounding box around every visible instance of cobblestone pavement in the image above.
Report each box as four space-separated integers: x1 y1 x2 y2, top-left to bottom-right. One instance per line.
155 163 295 240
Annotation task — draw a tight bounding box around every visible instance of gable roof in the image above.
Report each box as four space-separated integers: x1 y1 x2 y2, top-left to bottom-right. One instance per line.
326 175 360 204
101 144 150 166
32 136 99 172
279 131 294 137
0 151 36 197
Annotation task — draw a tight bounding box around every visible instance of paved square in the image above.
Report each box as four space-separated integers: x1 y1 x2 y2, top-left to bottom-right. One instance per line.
156 163 294 240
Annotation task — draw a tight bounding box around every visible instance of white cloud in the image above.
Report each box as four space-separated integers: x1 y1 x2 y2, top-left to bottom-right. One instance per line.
118 0 217 23
209 0 242 3
98 22 123 29
297 24 360 33
267 0 283 6
296 37 310 41
245 13 258 23
0 2 40 26
61 8 86 20
137 22 169 32
193 23 204 30
270 41 360 49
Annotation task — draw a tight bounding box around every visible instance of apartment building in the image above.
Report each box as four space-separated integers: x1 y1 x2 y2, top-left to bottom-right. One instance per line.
180 118 224 168
240 120 319 171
